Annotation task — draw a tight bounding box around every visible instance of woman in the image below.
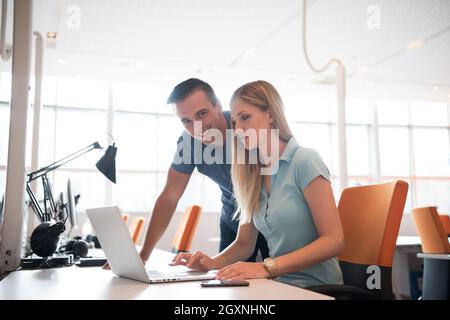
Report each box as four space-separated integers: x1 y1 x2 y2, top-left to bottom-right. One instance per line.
172 80 344 288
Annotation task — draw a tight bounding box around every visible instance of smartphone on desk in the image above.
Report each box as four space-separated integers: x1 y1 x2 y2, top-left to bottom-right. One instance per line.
201 279 249 287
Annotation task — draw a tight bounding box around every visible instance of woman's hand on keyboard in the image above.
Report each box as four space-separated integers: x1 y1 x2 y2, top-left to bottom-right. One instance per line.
170 251 215 271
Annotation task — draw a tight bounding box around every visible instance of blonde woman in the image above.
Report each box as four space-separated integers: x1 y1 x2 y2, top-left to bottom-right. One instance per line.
172 80 344 288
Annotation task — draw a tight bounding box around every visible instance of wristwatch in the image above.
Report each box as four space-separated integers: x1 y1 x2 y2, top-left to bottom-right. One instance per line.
263 258 277 279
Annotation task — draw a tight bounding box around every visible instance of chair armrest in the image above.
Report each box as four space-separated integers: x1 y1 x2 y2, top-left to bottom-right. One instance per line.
306 284 376 300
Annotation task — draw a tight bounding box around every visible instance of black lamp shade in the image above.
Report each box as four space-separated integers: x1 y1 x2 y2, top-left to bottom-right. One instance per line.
96 144 117 183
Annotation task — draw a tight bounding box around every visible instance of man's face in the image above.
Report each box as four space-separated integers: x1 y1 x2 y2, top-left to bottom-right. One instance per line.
174 90 223 144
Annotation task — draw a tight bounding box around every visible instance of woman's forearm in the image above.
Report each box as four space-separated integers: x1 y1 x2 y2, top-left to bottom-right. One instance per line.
274 235 344 276
211 240 255 269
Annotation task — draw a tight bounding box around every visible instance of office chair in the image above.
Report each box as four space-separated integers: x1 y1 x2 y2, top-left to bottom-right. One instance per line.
172 205 202 253
438 214 450 237
129 216 146 244
307 180 409 300
412 207 450 300
122 213 130 223
412 207 450 253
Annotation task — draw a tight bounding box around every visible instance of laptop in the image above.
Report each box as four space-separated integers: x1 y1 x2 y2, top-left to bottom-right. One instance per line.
86 206 216 283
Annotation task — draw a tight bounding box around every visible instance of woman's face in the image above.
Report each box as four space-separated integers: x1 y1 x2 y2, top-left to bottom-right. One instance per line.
230 98 272 150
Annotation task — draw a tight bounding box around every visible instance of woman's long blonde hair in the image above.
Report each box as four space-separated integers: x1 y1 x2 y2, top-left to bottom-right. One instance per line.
231 81 293 224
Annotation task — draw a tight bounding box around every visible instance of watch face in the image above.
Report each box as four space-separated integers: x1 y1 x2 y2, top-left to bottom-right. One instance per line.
265 258 275 268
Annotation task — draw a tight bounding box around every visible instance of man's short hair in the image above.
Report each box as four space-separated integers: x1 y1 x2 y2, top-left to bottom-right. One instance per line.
167 78 218 106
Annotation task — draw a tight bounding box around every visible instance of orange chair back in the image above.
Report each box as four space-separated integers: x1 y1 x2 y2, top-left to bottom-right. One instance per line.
129 216 145 244
412 207 450 254
338 180 409 267
439 214 450 236
172 205 202 253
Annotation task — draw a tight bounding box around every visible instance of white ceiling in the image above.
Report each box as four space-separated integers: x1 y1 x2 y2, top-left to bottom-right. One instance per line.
1 0 450 101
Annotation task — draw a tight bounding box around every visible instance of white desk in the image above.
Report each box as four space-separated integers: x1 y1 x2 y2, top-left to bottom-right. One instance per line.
417 253 450 260
0 249 332 300
396 236 421 246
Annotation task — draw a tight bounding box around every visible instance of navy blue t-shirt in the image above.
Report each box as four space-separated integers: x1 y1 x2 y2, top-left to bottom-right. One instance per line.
171 111 238 232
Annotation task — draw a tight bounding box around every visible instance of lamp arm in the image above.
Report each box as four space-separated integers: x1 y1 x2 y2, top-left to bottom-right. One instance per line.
302 0 343 72
26 182 44 222
28 141 102 182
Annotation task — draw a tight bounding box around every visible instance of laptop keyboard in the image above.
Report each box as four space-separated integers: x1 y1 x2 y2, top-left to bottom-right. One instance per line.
147 270 193 278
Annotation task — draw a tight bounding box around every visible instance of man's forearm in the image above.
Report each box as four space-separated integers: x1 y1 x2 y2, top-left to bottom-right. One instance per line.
139 195 178 262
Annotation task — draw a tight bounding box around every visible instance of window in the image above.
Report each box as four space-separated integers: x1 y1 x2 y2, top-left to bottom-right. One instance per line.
113 82 157 113
176 173 204 212
411 102 448 126
53 170 107 211
292 123 332 170
1 71 449 215
0 170 5 200
379 127 410 176
38 107 57 167
112 172 156 213
54 109 107 168
113 112 157 171
346 126 370 177
346 99 369 124
412 128 450 177
157 116 183 171
377 100 408 125
284 96 334 123
415 179 450 213
57 78 108 109
377 100 450 214
0 72 11 102
0 105 10 166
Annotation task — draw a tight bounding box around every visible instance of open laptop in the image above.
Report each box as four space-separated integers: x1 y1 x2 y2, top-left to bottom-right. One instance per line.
86 206 216 283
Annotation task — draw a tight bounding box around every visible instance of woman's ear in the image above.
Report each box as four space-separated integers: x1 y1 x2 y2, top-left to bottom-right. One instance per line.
268 112 274 125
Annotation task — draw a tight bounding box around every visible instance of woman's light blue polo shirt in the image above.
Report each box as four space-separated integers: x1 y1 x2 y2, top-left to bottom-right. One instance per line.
253 137 343 288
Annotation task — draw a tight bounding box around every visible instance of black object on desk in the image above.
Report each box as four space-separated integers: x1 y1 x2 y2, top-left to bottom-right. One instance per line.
201 280 249 287
76 257 107 267
21 254 73 269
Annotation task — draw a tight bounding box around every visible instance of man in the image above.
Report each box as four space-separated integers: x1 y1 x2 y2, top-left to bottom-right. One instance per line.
139 78 269 264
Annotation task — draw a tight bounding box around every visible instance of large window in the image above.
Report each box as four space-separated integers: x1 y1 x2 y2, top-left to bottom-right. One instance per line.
377 101 450 213
0 72 449 215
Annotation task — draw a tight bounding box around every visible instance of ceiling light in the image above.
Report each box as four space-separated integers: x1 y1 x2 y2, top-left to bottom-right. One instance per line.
47 32 57 39
432 86 439 91
75 74 80 79
243 47 256 58
357 66 369 75
407 39 423 50
58 58 67 64
136 62 145 67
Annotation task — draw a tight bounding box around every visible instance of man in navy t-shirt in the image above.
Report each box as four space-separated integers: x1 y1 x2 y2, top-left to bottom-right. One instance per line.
139 78 268 264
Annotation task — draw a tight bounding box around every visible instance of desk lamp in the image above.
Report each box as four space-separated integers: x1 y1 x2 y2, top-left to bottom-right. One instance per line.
26 141 117 258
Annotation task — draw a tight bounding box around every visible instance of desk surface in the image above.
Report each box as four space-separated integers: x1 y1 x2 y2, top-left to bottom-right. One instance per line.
0 249 332 300
417 253 450 260
396 236 421 246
